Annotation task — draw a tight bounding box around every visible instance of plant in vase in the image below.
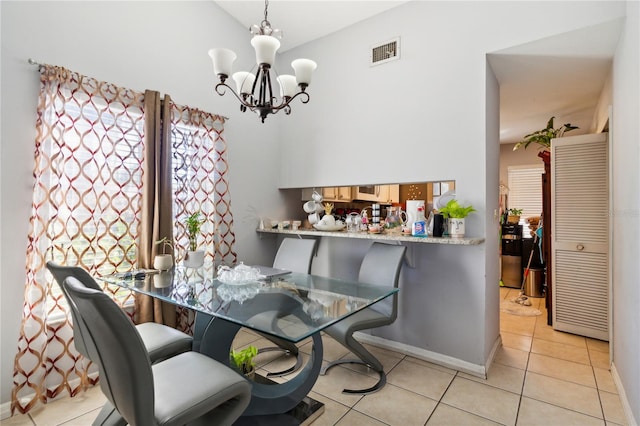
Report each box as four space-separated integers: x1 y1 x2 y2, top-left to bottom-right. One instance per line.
153 237 174 271
184 212 205 268
439 199 476 238
230 345 258 378
507 208 523 225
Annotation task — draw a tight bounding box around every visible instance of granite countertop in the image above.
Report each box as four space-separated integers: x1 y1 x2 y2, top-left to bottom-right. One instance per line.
257 228 484 245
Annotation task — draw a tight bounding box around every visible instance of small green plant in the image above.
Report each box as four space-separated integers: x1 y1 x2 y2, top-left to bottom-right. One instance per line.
230 345 258 375
155 237 173 255
185 212 204 251
513 116 579 151
508 208 523 216
439 199 476 219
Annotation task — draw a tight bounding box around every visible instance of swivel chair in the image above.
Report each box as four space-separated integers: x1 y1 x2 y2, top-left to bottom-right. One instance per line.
46 262 193 363
64 276 251 426
257 237 317 377
320 242 406 394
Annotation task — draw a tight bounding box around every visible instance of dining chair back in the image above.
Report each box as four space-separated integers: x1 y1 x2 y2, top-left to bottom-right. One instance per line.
63 276 251 426
273 237 317 273
46 262 192 363
320 242 406 394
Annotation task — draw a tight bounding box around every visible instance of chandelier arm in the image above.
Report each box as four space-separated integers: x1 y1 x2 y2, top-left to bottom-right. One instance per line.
215 82 255 109
269 90 310 112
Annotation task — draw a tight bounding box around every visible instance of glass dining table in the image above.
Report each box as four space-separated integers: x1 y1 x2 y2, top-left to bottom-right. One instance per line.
99 262 398 421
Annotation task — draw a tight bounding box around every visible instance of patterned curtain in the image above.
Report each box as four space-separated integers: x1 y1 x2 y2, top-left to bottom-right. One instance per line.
170 104 237 332
170 103 237 265
11 65 146 414
11 65 237 414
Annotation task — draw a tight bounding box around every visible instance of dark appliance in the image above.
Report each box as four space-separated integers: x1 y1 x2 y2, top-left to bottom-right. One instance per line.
501 224 522 288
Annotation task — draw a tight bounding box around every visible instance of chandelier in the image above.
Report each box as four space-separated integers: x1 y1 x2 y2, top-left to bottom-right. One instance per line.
208 0 317 123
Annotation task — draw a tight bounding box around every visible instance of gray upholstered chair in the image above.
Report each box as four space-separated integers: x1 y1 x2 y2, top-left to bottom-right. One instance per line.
63 276 252 426
273 237 317 274
257 237 318 377
46 262 192 363
320 242 406 394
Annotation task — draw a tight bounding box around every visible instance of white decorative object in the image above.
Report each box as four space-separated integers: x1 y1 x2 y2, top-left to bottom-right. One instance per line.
448 218 465 238
217 263 262 285
184 250 205 268
313 223 346 232
153 254 173 271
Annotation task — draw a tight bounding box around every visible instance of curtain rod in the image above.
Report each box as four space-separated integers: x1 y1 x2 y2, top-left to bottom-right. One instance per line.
27 58 229 121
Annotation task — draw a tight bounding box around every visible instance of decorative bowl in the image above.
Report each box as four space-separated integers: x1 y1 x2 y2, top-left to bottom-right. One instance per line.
313 223 346 232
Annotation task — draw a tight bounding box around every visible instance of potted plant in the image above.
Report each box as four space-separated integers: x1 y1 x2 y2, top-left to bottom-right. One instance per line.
512 116 579 151
230 345 258 379
507 208 523 224
439 199 476 238
153 237 174 271
184 212 205 268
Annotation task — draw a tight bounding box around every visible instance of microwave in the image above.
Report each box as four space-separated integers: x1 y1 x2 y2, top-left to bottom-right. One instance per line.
355 185 386 202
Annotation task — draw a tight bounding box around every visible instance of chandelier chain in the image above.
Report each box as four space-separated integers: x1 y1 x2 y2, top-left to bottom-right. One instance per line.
263 0 270 28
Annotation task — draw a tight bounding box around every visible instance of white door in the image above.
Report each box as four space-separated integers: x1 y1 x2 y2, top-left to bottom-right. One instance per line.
552 132 609 341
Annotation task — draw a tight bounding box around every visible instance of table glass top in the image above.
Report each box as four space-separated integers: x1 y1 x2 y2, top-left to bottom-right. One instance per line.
99 263 397 342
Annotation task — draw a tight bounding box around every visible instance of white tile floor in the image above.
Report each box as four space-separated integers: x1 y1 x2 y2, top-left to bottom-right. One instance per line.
3 287 628 425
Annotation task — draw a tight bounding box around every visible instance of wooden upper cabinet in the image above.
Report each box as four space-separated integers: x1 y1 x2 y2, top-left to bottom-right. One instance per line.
323 186 353 202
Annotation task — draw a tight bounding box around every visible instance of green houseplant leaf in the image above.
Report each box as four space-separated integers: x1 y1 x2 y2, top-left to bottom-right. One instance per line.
513 116 579 151
185 212 204 251
230 345 258 375
439 199 476 219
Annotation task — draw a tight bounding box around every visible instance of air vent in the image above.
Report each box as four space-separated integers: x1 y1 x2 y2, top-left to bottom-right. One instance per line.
370 37 400 66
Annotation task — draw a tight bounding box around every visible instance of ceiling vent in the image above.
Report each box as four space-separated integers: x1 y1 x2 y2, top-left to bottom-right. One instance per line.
370 37 400 66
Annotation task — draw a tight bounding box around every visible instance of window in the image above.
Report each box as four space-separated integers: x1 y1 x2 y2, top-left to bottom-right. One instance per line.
507 165 544 222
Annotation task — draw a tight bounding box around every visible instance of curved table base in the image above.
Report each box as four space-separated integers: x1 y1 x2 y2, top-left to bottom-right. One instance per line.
196 313 323 417
320 359 386 395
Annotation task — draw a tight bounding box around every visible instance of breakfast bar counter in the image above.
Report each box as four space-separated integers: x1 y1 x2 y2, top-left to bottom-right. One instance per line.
257 228 484 245
256 225 490 378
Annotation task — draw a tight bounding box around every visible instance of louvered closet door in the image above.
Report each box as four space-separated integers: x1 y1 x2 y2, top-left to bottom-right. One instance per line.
552 132 609 341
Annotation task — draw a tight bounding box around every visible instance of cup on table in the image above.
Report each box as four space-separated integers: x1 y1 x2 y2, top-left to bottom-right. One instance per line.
292 220 302 231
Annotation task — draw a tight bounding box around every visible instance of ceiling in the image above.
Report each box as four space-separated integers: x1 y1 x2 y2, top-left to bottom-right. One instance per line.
215 1 623 144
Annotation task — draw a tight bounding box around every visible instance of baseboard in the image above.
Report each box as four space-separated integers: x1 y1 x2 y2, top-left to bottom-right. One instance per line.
485 334 503 377
611 362 638 426
0 371 99 421
353 332 488 378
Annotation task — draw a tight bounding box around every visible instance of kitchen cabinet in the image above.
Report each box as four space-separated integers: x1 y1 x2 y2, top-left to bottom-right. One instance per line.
322 186 352 202
354 185 398 203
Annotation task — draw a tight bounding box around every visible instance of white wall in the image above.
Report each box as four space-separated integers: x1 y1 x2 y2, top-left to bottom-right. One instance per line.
611 1 640 422
0 0 283 408
591 68 613 133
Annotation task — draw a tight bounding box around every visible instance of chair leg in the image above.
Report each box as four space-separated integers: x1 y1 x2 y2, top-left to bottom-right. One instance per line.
320 359 387 394
258 346 304 377
257 335 304 377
